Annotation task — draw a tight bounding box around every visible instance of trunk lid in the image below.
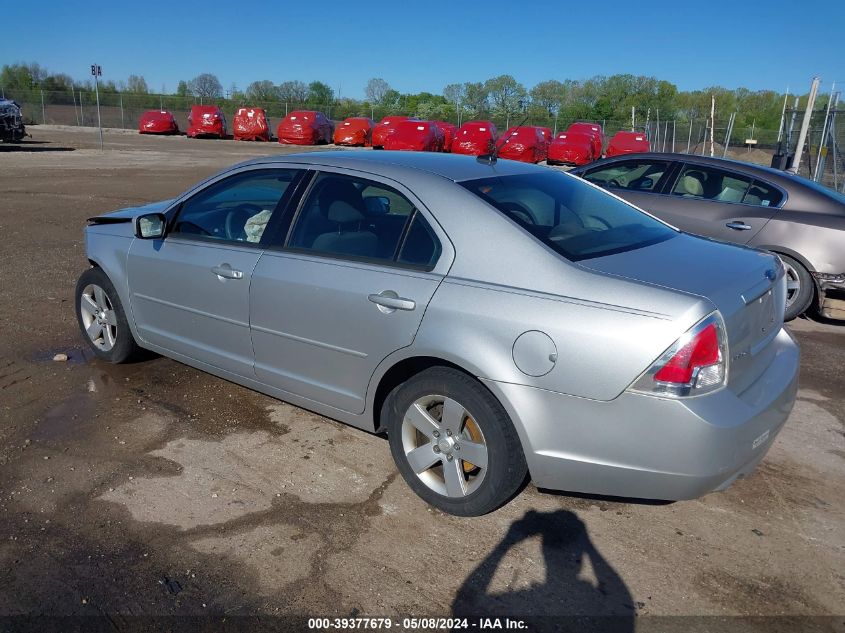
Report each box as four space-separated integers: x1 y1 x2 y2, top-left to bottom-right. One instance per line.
582 233 786 394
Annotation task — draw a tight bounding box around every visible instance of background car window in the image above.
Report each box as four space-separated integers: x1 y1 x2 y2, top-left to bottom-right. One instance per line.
462 171 676 262
743 180 783 207
398 213 441 268
671 164 752 202
288 173 415 261
583 160 669 192
172 169 299 243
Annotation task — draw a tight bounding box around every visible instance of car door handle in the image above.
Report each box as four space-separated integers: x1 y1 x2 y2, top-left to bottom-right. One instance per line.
725 221 753 231
368 292 416 312
211 264 243 280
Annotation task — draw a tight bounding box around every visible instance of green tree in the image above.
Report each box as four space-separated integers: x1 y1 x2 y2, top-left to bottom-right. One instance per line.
307 81 334 107
530 80 568 116
485 74 526 123
462 82 489 117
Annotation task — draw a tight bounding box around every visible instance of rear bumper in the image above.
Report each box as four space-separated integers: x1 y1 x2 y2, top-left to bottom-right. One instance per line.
482 327 799 500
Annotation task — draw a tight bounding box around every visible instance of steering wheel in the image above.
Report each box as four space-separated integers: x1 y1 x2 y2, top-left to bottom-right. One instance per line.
225 203 264 240
500 201 536 225
607 178 623 188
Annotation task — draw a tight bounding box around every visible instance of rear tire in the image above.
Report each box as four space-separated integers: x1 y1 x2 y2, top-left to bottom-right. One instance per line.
386 367 528 516
75 267 141 363
778 254 813 321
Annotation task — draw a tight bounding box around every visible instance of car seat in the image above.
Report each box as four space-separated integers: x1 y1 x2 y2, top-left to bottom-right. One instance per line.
673 171 705 197
310 179 378 257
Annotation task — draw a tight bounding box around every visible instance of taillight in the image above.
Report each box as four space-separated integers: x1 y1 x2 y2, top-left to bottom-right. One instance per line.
630 313 728 397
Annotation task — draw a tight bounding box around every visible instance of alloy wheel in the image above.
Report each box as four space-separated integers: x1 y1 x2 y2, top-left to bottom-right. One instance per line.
783 261 801 308
79 284 117 352
400 394 489 498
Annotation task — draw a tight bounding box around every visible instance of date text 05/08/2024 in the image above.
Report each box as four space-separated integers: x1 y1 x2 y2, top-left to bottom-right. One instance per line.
307 617 528 629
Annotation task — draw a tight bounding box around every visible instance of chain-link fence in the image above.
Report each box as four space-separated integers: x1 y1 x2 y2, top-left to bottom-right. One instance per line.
5 88 843 193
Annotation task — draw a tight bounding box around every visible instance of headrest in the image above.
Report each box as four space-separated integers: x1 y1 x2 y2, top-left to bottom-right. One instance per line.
327 200 364 224
679 174 704 196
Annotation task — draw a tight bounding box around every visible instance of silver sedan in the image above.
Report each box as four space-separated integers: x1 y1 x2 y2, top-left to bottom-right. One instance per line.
76 151 800 516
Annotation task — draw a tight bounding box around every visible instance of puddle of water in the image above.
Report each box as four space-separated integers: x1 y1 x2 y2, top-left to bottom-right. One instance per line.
30 343 96 366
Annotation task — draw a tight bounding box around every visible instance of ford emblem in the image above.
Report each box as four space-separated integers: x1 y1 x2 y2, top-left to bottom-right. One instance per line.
765 268 776 281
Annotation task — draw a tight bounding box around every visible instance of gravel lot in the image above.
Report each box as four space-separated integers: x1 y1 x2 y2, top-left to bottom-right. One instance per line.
0 126 843 630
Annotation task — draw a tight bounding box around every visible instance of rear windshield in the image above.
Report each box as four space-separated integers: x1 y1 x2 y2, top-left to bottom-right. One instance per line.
461 171 676 261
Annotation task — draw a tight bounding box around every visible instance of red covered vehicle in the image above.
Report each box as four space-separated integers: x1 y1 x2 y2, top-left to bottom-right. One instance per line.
138 110 179 135
277 110 333 145
333 117 374 146
372 116 415 149
606 131 650 157
384 120 445 152
497 126 547 163
432 121 457 152
547 131 596 166
566 122 604 158
452 120 498 156
186 105 227 138
233 107 270 141
536 126 553 145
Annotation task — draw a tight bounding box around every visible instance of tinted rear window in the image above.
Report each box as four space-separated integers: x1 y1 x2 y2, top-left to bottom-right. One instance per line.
461 171 676 262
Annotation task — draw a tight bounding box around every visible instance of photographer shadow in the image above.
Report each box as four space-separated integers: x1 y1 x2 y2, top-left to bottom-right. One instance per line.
452 509 634 631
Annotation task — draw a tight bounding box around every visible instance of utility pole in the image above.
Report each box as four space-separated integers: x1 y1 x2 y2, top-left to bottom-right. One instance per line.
776 86 789 144
709 95 715 157
816 90 839 183
91 64 104 150
815 82 835 181
788 76 820 175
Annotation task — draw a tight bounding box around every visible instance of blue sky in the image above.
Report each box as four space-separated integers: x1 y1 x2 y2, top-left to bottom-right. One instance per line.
1 0 841 98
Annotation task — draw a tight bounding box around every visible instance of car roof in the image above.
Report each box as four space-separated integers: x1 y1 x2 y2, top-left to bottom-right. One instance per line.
584 152 794 180
574 152 845 210
240 150 543 182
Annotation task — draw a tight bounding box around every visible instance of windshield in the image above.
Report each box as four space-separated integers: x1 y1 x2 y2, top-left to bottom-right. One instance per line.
461 171 677 261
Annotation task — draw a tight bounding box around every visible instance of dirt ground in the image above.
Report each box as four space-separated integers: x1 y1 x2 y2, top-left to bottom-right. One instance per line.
0 127 843 631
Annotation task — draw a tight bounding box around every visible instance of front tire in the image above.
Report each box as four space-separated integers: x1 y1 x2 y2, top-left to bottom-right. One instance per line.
779 254 813 321
75 267 141 363
386 367 528 516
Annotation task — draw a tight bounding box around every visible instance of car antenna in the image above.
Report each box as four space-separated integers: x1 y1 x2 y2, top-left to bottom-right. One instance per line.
477 101 529 165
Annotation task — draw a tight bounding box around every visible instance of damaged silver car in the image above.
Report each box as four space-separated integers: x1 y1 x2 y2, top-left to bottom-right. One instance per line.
0 99 26 143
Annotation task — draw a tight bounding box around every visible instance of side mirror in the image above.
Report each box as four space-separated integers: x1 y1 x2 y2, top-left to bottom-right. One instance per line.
135 213 166 239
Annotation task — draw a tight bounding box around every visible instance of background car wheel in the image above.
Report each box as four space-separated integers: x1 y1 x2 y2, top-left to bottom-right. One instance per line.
75 267 141 363
386 367 528 516
778 254 813 321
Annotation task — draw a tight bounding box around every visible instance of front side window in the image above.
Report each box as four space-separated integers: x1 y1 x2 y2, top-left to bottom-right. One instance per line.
583 160 669 192
172 169 300 243
287 173 437 267
461 171 676 262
